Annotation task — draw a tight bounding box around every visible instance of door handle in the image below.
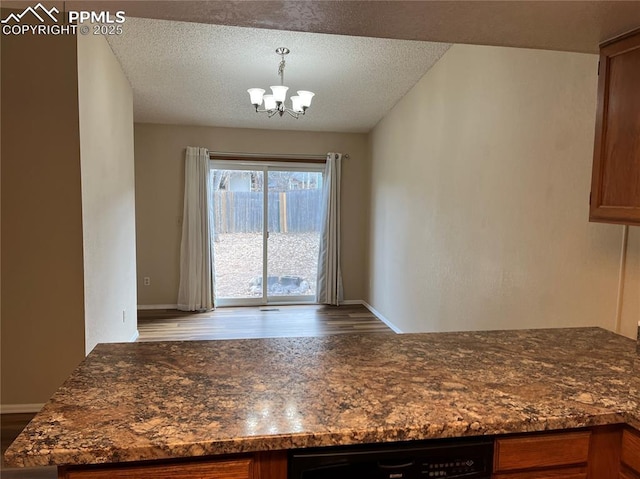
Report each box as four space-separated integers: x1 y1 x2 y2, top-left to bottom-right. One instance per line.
378 460 415 469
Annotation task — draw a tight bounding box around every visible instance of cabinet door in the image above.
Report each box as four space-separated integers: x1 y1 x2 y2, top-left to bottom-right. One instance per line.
59 456 254 479
493 466 587 478
622 428 640 475
494 431 591 472
621 467 640 479
590 28 640 225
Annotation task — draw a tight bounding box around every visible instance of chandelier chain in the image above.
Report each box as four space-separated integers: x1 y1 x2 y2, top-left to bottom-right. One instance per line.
278 58 286 85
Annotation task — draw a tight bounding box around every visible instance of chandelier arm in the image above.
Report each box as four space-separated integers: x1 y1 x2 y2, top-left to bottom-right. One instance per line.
284 109 300 119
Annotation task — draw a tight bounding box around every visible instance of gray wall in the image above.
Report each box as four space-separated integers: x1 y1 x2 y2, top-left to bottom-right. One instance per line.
134 124 370 305
78 32 138 353
1 26 139 407
1 17 86 406
367 44 639 337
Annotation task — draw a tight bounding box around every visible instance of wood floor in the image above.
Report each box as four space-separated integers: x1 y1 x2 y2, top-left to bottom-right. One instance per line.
137 304 393 341
2 305 392 478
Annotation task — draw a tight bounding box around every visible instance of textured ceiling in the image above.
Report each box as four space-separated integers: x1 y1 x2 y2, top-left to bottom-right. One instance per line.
106 18 451 132
5 1 640 52
73 1 640 53
71 0 640 132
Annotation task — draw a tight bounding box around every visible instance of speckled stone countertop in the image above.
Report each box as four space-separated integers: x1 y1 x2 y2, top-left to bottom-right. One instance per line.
5 327 640 467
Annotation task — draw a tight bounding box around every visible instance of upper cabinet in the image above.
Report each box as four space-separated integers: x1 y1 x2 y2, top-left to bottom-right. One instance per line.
590 28 640 225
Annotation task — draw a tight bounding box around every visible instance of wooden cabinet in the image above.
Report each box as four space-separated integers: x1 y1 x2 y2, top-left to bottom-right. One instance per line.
590 28 640 225
493 426 640 479
493 431 591 479
54 427 639 479
621 428 640 478
58 451 287 479
492 469 587 479
59 457 254 479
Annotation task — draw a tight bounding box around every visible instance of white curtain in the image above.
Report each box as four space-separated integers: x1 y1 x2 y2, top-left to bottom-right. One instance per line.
316 152 344 305
177 147 214 311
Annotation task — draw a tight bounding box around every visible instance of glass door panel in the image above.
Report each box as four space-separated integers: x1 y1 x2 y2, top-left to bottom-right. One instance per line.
211 168 264 303
266 169 323 301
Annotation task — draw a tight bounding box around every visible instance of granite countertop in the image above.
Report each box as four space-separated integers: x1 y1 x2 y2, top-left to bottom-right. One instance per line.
5 327 640 467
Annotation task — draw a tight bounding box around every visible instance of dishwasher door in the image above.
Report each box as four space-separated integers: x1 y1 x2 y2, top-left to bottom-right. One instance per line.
289 437 494 479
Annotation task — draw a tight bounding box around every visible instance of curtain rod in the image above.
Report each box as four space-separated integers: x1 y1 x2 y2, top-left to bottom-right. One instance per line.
208 151 350 160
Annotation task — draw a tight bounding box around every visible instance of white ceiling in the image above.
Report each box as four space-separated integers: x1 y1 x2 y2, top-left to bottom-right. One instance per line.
105 18 451 132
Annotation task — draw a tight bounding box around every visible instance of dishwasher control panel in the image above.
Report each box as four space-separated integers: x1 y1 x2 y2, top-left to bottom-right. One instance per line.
422 458 483 477
289 437 494 479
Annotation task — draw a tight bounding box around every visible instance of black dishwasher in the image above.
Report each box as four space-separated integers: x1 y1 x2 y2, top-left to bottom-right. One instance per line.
289 436 493 479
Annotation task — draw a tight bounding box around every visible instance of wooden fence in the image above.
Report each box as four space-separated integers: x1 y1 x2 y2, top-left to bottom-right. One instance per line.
212 190 322 233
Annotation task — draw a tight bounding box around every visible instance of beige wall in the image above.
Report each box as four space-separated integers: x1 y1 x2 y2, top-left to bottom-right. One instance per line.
134 124 369 305
77 33 138 353
620 227 640 339
1 21 86 405
368 44 638 337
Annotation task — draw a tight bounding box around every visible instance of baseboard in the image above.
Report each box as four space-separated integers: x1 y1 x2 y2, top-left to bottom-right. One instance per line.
1 403 45 414
361 301 403 334
129 330 139 342
137 304 178 310
340 299 363 305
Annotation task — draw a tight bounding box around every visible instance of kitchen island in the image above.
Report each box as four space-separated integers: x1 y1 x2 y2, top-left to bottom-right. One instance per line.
4 327 640 477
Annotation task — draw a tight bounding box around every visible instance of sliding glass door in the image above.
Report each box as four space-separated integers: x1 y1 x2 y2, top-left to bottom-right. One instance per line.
211 167 265 303
211 162 323 306
266 169 323 301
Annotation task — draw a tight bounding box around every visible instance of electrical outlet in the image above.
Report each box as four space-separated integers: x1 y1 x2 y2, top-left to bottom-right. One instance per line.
143 276 151 286
122 310 126 323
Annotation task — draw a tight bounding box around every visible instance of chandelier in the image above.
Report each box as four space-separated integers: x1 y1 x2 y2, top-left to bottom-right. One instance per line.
247 47 315 119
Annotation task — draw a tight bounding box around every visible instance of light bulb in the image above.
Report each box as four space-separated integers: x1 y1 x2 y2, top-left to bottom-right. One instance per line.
263 94 277 111
291 96 303 113
297 90 315 108
247 88 265 107
270 85 289 104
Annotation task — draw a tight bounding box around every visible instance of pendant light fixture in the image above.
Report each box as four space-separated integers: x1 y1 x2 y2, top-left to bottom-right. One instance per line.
247 47 315 119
